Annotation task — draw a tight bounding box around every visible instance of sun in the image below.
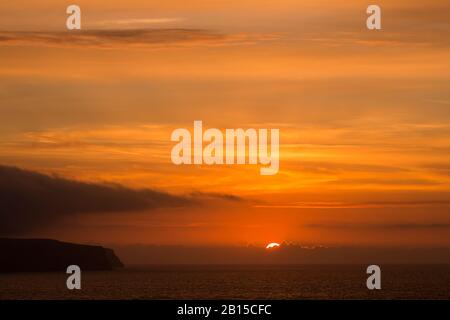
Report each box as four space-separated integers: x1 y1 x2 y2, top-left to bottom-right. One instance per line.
265 242 280 249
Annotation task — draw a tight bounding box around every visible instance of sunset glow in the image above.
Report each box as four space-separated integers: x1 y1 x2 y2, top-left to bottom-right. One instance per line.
0 0 449 249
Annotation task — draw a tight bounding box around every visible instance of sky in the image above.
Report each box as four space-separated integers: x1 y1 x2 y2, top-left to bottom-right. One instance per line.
0 1 449 251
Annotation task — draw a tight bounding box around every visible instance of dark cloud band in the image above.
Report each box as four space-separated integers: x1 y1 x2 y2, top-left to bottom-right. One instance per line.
0 165 239 235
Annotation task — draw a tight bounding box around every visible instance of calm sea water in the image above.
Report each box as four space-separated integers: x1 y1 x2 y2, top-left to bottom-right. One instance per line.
1 265 449 300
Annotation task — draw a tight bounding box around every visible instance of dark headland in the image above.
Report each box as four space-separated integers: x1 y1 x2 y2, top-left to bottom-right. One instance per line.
0 238 124 272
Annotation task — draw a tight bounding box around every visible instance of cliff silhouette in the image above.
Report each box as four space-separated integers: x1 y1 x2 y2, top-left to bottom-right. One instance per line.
0 238 124 272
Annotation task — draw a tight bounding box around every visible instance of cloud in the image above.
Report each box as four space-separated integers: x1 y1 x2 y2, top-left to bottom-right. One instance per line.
189 191 242 202
323 178 443 187
115 243 450 265
421 163 450 177
0 29 279 49
305 223 450 230
255 200 450 209
93 18 183 27
0 165 238 236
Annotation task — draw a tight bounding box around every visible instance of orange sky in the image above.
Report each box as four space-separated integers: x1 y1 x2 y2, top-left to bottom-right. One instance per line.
0 0 449 247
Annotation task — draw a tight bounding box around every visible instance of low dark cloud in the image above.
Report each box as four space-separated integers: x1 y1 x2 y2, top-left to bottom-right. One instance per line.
0 165 239 236
115 244 450 265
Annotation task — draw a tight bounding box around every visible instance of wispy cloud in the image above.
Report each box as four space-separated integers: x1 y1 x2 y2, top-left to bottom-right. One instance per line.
255 200 450 209
0 29 280 49
305 223 450 230
93 18 183 28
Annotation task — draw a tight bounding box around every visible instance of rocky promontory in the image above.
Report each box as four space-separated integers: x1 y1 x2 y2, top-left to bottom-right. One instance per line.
0 238 124 272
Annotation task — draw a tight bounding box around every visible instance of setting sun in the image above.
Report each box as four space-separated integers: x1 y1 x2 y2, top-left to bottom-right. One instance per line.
266 243 280 249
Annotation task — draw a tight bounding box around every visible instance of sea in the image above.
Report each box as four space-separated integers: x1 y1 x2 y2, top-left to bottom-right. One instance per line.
1 265 449 300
